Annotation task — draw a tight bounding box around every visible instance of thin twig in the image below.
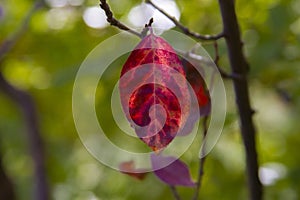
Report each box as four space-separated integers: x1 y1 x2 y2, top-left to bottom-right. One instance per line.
0 0 44 62
179 47 241 81
192 116 209 200
170 185 181 200
213 41 220 65
99 0 142 38
213 41 243 80
219 70 244 80
145 0 224 41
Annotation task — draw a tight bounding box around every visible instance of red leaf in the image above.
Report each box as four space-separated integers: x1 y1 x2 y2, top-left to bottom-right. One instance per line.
119 33 191 151
119 161 148 180
182 58 210 114
176 58 211 136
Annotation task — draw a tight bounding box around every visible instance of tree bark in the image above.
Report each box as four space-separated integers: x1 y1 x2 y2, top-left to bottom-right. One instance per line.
217 1 263 200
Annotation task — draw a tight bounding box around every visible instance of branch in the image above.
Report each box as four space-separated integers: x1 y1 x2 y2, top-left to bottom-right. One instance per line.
212 41 243 80
170 185 181 200
0 73 49 200
145 0 224 41
99 0 142 38
0 0 44 62
192 116 208 200
218 1 262 200
179 47 240 81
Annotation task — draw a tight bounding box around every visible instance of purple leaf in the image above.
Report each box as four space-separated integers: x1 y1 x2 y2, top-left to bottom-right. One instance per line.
151 154 196 187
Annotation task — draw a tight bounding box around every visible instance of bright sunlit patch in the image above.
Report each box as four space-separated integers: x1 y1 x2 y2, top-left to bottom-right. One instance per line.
46 8 69 30
45 0 68 8
3 59 32 89
46 0 84 7
283 45 299 60
259 163 287 186
83 6 108 29
128 3 154 27
29 67 51 90
76 163 102 189
3 60 51 90
291 0 300 14
127 0 180 32
53 184 72 200
68 0 84 6
75 192 99 200
290 17 300 34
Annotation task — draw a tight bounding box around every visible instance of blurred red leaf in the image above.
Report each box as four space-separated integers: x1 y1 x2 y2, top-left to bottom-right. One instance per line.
119 161 148 180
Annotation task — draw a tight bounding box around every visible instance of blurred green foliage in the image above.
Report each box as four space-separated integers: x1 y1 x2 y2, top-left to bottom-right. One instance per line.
0 0 299 199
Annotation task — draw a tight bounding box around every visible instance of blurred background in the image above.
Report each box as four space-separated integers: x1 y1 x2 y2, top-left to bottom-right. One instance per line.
0 0 300 199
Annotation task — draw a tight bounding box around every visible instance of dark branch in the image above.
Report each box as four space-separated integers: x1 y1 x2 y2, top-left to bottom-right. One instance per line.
99 0 142 38
169 185 181 200
0 73 49 200
213 41 220 65
141 18 154 38
145 0 224 41
145 18 154 27
218 1 263 200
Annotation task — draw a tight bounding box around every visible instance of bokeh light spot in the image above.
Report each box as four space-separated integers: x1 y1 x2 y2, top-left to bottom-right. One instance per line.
83 6 108 29
127 0 180 32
